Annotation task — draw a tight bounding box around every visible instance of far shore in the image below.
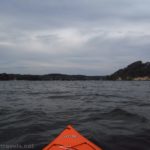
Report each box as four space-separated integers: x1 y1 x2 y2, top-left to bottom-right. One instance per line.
0 73 150 81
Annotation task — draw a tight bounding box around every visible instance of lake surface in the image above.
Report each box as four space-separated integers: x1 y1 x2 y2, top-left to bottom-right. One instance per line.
0 81 150 150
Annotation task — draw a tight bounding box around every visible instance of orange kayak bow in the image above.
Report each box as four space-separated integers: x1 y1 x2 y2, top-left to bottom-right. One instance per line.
43 125 103 150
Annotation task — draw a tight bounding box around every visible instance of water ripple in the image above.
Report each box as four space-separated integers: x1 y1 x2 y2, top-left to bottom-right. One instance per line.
0 81 150 150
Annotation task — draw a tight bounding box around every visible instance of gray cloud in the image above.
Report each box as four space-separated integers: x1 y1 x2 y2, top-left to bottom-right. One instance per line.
0 0 150 75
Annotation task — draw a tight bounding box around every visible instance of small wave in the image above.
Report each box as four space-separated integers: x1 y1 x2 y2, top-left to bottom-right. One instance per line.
26 91 69 95
0 107 12 116
16 109 47 120
47 95 76 99
102 108 148 122
81 108 148 124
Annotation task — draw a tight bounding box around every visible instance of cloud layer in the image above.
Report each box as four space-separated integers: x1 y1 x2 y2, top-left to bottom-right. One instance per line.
0 0 150 75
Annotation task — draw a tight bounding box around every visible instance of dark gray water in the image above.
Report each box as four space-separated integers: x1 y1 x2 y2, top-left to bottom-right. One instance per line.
0 81 150 150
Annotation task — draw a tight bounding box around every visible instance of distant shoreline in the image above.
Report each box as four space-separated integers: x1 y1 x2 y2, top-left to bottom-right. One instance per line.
0 61 150 81
0 73 106 81
0 73 149 81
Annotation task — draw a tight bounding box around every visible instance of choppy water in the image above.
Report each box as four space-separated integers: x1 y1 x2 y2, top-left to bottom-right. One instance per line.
0 81 150 150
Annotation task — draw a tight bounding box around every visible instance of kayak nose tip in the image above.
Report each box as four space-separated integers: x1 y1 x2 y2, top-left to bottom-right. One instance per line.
67 124 73 129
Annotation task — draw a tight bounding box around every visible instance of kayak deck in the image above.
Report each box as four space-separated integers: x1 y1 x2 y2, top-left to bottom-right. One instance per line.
43 125 103 150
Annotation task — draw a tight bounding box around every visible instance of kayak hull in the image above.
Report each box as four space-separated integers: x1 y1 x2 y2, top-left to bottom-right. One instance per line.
43 125 103 150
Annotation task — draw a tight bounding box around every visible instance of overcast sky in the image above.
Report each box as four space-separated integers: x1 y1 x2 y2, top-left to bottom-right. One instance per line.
0 0 150 75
